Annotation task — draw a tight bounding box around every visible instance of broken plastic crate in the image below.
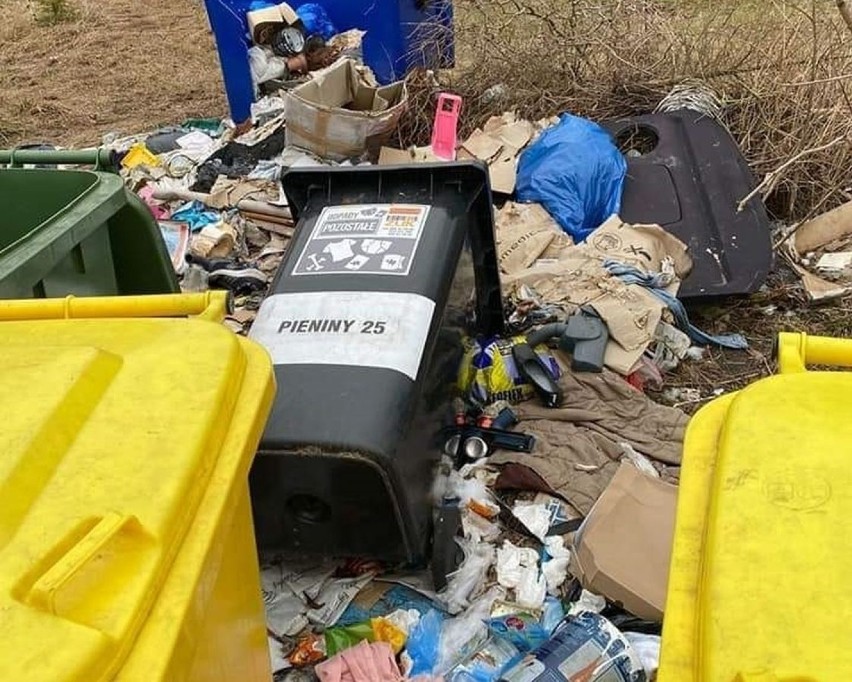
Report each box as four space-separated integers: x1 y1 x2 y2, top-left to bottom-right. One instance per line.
0 162 178 299
0 292 275 682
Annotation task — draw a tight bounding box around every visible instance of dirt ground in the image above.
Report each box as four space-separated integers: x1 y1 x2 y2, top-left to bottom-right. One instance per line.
0 0 225 147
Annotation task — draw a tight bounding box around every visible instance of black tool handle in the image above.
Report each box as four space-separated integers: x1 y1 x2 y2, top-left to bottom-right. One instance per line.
512 342 563 407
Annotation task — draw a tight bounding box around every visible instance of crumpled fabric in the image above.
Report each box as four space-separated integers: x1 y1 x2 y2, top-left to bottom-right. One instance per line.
316 640 443 682
492 365 687 514
169 200 221 231
604 260 748 349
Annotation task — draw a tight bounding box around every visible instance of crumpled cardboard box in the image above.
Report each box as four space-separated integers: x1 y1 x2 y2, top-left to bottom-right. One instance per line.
247 2 300 44
571 462 678 621
285 59 407 161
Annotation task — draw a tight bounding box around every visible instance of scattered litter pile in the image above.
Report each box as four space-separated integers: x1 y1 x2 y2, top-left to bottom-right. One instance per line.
25 15 786 680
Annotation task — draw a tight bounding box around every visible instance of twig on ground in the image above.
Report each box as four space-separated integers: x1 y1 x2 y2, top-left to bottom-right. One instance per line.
736 135 846 213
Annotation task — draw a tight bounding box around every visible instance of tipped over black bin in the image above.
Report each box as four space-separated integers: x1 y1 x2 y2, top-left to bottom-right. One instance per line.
248 162 503 562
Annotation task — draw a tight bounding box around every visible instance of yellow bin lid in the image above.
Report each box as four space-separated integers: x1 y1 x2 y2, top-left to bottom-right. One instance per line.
0 293 274 682
661 332 852 682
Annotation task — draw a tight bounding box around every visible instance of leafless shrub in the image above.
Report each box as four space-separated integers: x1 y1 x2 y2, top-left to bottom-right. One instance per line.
400 0 852 223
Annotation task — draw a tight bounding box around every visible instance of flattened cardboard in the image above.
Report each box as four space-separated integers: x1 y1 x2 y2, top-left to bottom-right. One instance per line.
461 129 504 161
495 201 572 275
571 462 678 621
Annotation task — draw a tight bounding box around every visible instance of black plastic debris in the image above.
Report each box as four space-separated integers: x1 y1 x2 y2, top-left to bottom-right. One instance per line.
603 109 772 299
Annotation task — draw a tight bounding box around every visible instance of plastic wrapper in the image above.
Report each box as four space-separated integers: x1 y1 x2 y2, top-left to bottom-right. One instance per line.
488 613 549 653
325 622 375 657
463 508 502 543
337 584 434 627
496 540 546 610
542 536 571 595
438 586 506 674
623 633 661 677
405 609 445 677
458 336 560 404
296 3 337 40
248 45 288 86
448 635 520 682
288 632 326 667
568 589 607 617
371 616 408 654
499 611 646 682
511 502 550 541
541 596 566 634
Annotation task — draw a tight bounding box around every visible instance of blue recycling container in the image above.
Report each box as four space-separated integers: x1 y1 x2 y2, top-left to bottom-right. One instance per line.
203 0 454 124
203 0 257 125
321 0 455 84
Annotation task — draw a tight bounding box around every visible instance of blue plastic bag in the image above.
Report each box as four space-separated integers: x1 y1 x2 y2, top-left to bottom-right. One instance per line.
516 113 626 242
407 609 444 677
170 201 221 232
296 3 337 40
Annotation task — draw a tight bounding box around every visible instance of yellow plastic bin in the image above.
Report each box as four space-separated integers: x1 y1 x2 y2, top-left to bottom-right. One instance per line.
0 292 275 682
660 332 852 682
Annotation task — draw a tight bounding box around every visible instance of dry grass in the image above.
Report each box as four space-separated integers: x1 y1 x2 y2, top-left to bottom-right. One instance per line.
400 0 852 225
0 0 225 147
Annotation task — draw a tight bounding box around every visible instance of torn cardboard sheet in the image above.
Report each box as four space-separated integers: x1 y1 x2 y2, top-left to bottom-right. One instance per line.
571 462 678 621
207 175 279 209
247 2 299 44
785 202 852 301
495 201 573 275
503 216 692 374
379 112 552 194
459 113 551 194
189 221 237 259
783 247 851 302
491 365 686 515
794 200 852 254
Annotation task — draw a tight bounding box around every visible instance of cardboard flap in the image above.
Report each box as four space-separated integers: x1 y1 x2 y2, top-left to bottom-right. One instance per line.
572 462 678 621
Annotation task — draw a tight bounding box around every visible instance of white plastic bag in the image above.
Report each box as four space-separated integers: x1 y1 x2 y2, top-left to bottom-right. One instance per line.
437 586 505 674
624 632 661 677
496 540 546 609
542 536 571 594
441 538 495 615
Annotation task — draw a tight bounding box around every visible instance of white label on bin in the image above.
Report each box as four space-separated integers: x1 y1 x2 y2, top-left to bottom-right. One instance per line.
292 204 430 277
249 291 436 381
